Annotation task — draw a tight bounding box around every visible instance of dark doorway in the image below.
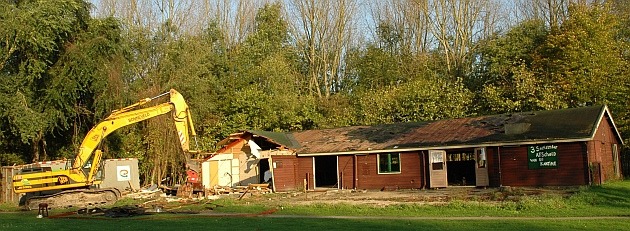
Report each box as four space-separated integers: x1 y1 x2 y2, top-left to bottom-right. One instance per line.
446 152 476 186
314 156 338 188
259 159 270 183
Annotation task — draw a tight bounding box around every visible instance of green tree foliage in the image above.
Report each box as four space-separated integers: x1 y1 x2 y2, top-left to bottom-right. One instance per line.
474 3 630 116
218 3 319 134
348 21 472 125
0 0 106 163
358 76 472 125
48 17 127 159
473 19 566 113
348 45 406 91
538 3 628 108
608 0 630 147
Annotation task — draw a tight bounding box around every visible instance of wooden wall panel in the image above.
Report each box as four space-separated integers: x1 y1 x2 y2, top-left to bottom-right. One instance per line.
589 115 622 182
297 157 314 190
1 167 21 204
270 155 297 192
500 142 588 186
338 155 355 189
486 147 501 187
356 152 423 190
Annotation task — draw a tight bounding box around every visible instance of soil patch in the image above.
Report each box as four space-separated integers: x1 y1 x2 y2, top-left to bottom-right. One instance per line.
249 186 579 206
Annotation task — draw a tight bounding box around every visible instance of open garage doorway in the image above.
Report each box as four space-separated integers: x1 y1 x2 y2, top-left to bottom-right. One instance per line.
446 150 476 186
314 156 338 188
259 158 270 183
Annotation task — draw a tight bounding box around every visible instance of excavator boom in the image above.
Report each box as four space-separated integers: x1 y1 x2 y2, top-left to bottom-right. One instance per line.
72 89 195 170
13 89 198 209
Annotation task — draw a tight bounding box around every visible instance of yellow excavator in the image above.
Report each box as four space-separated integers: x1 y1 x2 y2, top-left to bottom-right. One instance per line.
13 89 198 209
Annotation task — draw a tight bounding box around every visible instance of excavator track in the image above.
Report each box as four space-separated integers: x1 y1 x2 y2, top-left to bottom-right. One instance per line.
25 188 121 210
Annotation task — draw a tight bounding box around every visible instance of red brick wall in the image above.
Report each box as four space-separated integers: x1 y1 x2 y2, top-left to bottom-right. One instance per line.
499 142 588 186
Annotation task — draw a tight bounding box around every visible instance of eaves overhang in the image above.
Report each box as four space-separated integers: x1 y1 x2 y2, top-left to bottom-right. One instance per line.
296 138 593 157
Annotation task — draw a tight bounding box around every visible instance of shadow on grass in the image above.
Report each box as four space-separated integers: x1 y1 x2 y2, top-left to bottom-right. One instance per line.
580 181 630 209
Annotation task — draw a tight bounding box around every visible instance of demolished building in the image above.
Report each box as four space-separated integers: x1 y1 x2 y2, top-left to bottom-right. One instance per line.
209 105 623 191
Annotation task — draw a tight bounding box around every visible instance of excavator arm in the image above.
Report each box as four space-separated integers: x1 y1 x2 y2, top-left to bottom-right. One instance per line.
13 89 197 194
72 89 196 170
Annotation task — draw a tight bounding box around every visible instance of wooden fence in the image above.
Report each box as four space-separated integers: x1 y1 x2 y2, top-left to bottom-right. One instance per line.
1 167 20 204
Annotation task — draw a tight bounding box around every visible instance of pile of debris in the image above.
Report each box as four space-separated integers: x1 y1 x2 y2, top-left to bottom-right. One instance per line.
122 183 271 201
209 184 272 197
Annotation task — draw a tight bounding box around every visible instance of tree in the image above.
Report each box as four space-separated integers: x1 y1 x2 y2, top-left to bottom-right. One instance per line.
474 2 629 115
424 0 499 77
472 19 565 113
0 0 96 162
538 2 627 107
357 75 472 125
513 0 575 29
369 0 432 54
218 3 320 133
290 0 358 98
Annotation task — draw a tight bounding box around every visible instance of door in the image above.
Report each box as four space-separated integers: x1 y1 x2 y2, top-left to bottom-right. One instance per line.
206 154 234 187
314 156 339 188
429 150 447 188
475 148 489 187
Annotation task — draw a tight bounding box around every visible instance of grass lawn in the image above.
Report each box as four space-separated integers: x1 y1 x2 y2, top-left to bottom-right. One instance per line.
0 213 629 231
1 180 629 230
210 180 630 217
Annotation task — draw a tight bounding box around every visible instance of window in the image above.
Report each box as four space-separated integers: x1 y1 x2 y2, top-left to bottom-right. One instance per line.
378 153 401 174
431 151 444 170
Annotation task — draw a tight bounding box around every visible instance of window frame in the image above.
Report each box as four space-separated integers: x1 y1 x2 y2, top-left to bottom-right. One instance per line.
430 151 445 171
377 153 402 174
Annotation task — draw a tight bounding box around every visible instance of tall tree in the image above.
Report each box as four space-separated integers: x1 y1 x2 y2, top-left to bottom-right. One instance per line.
473 19 565 112
369 0 432 54
424 0 499 77
474 2 629 115
513 0 575 29
0 0 93 162
290 0 358 98
538 2 627 107
219 3 320 133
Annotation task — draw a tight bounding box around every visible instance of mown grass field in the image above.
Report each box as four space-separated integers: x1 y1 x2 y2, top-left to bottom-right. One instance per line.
1 180 630 230
0 213 629 231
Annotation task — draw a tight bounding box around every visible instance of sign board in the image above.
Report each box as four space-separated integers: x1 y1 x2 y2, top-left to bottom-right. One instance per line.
528 145 558 169
117 165 131 181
